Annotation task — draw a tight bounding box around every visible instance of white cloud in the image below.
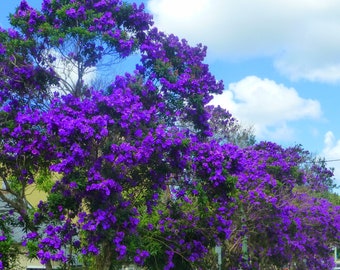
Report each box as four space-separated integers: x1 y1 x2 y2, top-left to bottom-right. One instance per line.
210 76 322 141
276 62 340 83
147 0 340 83
322 131 340 186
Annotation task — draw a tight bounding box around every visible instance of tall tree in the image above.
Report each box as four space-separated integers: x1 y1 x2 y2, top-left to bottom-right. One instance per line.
1 0 227 269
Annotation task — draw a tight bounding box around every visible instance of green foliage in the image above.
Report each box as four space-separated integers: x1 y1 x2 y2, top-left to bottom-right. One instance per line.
0 240 19 269
326 192 340 205
0 218 19 269
35 168 55 192
26 239 39 259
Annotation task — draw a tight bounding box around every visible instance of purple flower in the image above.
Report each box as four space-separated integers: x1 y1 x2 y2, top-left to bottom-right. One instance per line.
134 129 143 138
8 28 18 38
27 232 38 239
88 244 99 255
115 244 127 258
69 181 78 188
65 8 77 19
134 250 150 265
77 6 86 18
0 43 5 55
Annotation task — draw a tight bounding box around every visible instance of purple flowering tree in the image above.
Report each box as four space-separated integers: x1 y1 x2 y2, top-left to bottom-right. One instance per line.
216 142 340 269
1 0 227 269
0 1 339 270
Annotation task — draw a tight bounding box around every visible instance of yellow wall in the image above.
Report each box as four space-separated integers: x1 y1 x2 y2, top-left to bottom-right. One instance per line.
25 184 48 208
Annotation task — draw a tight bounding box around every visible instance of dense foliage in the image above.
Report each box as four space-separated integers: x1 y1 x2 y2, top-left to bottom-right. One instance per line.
0 1 339 269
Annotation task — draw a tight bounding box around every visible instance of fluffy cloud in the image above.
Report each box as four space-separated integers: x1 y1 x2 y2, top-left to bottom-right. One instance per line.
210 76 322 141
322 131 340 186
147 0 340 83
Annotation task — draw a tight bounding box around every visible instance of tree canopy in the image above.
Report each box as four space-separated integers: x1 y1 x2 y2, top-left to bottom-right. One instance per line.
0 1 339 270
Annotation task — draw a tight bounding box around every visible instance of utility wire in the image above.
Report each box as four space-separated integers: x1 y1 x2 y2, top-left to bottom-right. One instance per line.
324 159 340 163
302 158 340 164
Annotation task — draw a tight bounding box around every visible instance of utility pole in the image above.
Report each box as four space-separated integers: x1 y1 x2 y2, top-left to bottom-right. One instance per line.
215 245 222 270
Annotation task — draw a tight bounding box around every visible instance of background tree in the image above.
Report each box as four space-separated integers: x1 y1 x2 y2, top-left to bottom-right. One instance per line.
208 105 255 147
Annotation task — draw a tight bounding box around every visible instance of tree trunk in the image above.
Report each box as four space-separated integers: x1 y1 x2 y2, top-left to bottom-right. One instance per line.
45 260 53 270
94 242 114 270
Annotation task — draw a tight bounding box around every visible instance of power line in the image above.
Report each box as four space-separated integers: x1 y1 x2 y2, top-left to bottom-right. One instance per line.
324 159 340 163
302 158 340 164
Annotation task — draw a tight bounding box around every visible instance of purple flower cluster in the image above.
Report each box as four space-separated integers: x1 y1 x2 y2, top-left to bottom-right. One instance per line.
138 28 224 136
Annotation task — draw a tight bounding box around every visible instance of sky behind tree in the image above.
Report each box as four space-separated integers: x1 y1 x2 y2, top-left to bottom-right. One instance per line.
146 0 340 189
2 0 340 189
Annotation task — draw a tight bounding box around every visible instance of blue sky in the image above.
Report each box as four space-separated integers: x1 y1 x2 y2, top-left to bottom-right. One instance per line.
2 1 340 189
